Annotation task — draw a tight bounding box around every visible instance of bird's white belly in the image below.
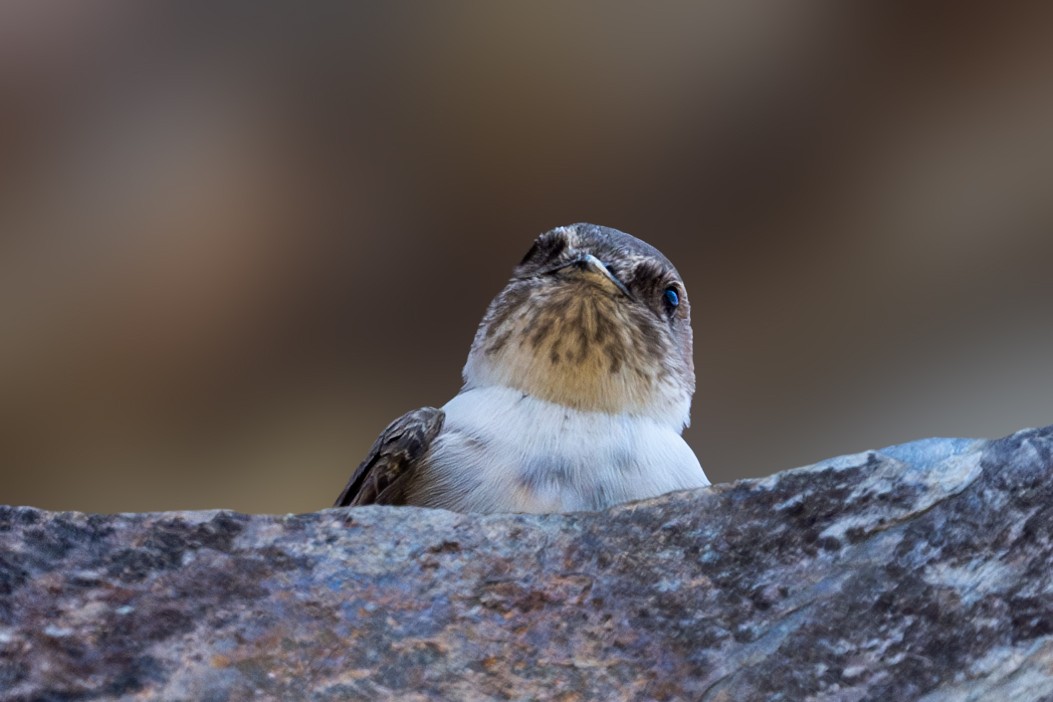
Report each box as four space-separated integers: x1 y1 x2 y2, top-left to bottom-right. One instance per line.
418 386 709 513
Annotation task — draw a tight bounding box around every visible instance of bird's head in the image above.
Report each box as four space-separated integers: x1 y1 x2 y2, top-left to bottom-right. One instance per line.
463 223 695 430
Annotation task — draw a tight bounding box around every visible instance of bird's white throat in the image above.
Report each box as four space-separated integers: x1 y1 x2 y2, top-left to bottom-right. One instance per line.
406 385 708 513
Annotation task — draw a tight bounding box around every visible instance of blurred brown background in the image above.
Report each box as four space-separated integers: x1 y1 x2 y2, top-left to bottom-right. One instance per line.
1 2 1051 514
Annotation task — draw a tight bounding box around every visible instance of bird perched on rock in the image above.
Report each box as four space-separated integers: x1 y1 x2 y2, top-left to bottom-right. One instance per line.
335 223 709 513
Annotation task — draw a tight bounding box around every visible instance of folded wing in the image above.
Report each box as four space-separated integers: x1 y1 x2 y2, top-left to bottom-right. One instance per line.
334 407 445 507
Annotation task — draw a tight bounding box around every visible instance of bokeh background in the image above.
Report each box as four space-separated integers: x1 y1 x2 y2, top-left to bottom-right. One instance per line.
2 2 1051 514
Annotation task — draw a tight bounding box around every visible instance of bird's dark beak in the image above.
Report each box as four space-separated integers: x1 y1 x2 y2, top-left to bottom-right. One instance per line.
547 254 632 298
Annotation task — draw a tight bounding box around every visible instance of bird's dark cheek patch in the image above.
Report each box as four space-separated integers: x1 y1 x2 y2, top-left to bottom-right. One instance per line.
546 236 568 262
520 230 569 268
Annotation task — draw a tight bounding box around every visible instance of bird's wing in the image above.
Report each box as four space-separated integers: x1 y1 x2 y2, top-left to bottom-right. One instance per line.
334 406 445 507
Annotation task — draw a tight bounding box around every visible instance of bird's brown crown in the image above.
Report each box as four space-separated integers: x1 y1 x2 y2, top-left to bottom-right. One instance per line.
462 224 695 428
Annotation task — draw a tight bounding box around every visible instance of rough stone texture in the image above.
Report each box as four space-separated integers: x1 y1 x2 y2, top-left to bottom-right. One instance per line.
2 426 1053 701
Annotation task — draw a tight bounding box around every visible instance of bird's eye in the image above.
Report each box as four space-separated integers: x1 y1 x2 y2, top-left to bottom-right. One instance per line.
663 287 680 311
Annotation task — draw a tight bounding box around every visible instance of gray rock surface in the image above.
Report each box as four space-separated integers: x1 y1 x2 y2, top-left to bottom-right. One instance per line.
2 425 1053 701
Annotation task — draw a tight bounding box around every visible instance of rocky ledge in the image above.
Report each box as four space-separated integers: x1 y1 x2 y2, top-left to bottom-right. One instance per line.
2 425 1052 701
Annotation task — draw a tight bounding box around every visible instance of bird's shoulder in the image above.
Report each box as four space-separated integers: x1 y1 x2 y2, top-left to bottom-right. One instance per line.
334 406 445 507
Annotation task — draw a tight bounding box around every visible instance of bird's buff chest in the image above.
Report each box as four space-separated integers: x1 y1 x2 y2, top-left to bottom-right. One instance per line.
405 386 708 513
463 283 693 430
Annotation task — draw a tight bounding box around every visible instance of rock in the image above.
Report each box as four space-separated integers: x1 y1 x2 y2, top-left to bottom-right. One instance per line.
2 426 1052 701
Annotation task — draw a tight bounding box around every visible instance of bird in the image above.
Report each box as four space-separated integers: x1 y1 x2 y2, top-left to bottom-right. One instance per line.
335 223 709 513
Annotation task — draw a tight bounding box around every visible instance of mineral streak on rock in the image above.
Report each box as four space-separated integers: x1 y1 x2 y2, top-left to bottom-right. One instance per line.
1 425 1052 701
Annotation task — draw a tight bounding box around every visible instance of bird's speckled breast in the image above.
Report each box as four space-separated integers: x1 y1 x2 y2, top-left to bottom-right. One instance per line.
464 279 691 429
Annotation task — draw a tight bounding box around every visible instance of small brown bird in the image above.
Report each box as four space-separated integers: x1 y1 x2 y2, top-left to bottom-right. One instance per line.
335 223 708 513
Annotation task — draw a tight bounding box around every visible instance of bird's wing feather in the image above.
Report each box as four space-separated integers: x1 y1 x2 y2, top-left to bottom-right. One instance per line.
334 406 445 507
